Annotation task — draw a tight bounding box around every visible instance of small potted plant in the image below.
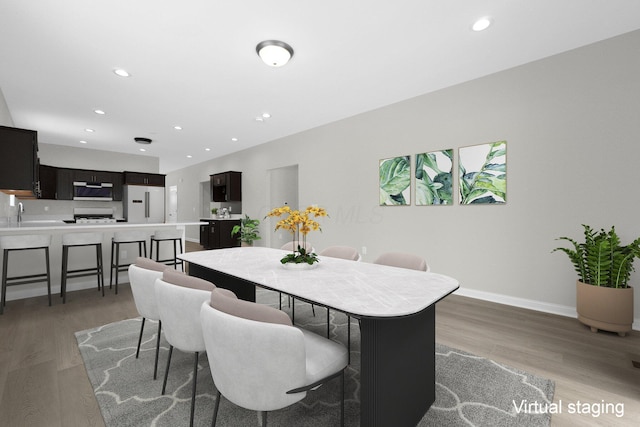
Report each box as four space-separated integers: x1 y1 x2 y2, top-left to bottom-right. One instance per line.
553 224 640 336
211 208 218 218
231 215 261 246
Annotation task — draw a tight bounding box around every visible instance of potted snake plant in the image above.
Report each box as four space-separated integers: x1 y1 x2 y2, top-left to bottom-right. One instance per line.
553 224 640 336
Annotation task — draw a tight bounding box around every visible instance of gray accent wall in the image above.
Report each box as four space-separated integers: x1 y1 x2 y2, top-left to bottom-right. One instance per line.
167 30 640 325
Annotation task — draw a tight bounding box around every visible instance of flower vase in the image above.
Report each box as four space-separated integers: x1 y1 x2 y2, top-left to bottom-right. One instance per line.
281 262 319 270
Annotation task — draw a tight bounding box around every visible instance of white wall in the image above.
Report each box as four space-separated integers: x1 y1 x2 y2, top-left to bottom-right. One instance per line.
167 30 640 325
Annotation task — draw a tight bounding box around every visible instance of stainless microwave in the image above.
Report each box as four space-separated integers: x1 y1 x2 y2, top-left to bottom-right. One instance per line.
73 181 114 201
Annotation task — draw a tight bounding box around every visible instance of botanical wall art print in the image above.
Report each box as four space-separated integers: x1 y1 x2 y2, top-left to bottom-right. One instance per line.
415 149 453 205
459 140 507 204
379 155 411 206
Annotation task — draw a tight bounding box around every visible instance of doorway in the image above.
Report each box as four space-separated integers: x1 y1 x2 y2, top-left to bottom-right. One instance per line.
268 165 298 248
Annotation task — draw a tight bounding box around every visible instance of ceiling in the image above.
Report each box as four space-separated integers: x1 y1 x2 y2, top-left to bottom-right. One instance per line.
1 1 640 173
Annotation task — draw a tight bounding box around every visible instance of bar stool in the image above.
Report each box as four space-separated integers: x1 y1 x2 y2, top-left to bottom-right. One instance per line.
61 232 104 303
1 234 52 315
149 229 184 271
110 230 147 294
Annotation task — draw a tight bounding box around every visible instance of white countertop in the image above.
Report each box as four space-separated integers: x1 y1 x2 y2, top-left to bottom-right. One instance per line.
180 247 459 318
0 221 204 232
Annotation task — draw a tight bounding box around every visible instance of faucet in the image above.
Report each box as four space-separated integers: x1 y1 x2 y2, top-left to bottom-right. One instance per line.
17 202 24 223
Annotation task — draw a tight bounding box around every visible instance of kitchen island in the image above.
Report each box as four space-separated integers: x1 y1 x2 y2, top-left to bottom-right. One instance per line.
0 221 203 304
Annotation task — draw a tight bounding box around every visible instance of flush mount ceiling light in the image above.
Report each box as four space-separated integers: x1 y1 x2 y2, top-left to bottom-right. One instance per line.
472 17 492 32
134 137 152 145
256 40 294 67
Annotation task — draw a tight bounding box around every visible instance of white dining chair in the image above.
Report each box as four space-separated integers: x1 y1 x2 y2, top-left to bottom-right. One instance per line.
373 251 429 272
128 257 167 380
200 289 348 426
155 270 236 427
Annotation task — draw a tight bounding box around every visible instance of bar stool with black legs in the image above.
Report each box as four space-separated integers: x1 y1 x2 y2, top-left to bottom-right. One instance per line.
149 229 184 271
110 230 147 294
61 232 104 303
1 234 52 315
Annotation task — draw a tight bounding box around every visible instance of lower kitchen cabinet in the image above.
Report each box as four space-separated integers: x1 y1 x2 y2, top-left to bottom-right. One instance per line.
199 219 240 249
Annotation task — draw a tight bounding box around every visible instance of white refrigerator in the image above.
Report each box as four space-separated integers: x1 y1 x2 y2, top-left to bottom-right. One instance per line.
124 185 165 223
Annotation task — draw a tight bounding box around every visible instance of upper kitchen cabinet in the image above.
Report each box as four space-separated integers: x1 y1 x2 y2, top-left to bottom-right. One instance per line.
54 167 123 201
211 171 241 202
123 171 166 187
0 125 39 198
38 164 57 199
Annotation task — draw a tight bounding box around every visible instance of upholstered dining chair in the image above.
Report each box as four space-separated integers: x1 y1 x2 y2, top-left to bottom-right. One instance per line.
319 245 361 262
200 289 348 427
155 270 236 427
373 251 430 272
128 257 167 380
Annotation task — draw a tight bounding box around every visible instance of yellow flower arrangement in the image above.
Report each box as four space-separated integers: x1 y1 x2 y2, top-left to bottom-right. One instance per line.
266 205 328 264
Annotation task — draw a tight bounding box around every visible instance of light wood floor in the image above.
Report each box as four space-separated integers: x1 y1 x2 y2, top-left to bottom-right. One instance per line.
0 242 638 426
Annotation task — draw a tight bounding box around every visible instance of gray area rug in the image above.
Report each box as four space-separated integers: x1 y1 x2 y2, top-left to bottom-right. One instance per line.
76 289 555 426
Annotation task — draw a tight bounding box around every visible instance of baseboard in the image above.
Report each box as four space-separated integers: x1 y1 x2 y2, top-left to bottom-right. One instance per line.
186 237 199 243
454 287 640 331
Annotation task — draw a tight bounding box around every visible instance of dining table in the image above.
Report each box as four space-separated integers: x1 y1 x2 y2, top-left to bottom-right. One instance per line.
179 246 459 427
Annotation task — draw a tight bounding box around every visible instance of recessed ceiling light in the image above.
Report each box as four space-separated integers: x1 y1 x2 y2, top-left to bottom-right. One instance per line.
174 126 182 130
113 68 130 77
472 17 492 32
94 109 106 115
262 113 271 119
186 155 193 158
205 148 211 151
255 117 264 122
79 140 87 144
231 137 238 142
85 128 94 132
139 148 146 152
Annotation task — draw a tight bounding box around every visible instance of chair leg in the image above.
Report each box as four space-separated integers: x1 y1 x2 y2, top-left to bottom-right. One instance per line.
109 241 115 289
1 249 8 315
178 239 184 271
136 317 146 359
97 243 105 297
162 345 173 394
260 411 267 427
326 308 330 338
340 371 345 427
45 247 51 306
190 352 199 427
347 315 351 364
61 246 68 303
154 320 162 380
211 389 221 427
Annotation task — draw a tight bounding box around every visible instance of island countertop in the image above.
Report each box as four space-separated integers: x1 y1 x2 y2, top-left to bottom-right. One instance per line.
0 221 205 232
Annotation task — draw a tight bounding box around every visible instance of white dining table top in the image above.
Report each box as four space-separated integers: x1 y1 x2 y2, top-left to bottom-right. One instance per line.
179 247 459 318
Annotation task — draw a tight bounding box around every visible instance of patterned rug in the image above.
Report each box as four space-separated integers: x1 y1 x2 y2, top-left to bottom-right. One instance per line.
76 290 555 426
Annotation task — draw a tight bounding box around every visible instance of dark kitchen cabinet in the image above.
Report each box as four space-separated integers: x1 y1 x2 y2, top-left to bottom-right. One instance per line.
0 125 39 198
199 219 240 249
123 171 166 187
38 164 57 199
211 171 241 202
53 167 123 201
56 168 74 200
